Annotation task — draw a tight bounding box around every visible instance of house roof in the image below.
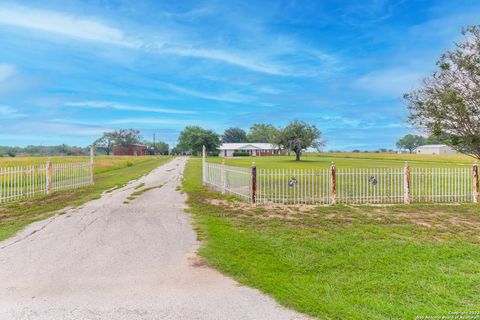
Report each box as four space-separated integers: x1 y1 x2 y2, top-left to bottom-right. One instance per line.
218 143 279 150
416 144 449 149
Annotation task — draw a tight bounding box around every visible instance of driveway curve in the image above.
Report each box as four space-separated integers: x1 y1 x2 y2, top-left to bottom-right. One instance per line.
0 157 309 320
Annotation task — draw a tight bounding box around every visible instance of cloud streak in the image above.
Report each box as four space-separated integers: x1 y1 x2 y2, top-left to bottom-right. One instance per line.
64 101 196 114
157 82 253 104
0 64 15 82
0 4 338 77
0 105 25 119
0 4 136 47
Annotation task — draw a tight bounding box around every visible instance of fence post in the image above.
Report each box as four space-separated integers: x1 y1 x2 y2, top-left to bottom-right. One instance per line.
473 162 479 203
46 158 52 194
221 159 226 194
251 162 257 205
330 162 336 205
90 146 95 185
202 145 206 186
404 162 411 204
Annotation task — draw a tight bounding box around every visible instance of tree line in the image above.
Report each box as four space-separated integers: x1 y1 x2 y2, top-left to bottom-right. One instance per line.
395 134 441 153
0 145 91 157
174 120 324 161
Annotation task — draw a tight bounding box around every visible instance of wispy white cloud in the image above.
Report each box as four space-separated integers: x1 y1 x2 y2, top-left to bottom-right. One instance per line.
0 5 338 77
353 68 424 96
108 118 200 125
0 64 15 82
0 105 25 119
157 82 253 103
161 46 287 76
0 4 137 47
64 101 195 114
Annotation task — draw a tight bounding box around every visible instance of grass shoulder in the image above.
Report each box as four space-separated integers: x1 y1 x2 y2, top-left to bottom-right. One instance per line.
183 157 480 319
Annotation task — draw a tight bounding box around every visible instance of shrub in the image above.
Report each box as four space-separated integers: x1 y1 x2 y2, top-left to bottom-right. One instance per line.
233 151 250 157
126 161 133 167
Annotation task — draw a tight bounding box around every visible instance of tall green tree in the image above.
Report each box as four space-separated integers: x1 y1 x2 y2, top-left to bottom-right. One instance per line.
247 124 278 143
405 25 480 159
275 120 323 161
395 134 424 153
176 126 220 155
222 127 247 143
93 133 115 155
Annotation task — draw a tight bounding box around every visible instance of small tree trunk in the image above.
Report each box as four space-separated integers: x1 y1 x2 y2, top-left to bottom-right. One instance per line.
295 151 301 161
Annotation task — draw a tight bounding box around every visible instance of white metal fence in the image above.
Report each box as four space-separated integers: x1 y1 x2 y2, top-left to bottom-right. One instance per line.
202 159 479 205
0 161 93 204
203 162 251 200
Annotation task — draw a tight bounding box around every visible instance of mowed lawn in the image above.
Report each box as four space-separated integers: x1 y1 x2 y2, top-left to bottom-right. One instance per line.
0 155 173 241
207 152 476 168
184 155 480 319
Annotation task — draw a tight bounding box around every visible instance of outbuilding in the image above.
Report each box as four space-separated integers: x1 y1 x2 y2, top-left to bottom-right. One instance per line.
415 144 457 155
218 143 282 157
113 144 147 156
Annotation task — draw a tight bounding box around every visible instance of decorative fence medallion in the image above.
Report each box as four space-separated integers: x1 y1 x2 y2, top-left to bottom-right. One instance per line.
369 175 378 186
289 177 297 187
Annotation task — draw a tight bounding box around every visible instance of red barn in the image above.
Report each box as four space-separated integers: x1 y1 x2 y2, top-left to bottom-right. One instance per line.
113 144 147 156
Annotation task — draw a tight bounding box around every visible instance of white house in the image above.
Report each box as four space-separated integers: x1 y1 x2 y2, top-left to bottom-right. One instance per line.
218 143 282 157
415 144 458 155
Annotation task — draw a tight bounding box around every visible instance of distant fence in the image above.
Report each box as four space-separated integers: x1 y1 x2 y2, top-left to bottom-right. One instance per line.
202 155 479 205
0 150 95 204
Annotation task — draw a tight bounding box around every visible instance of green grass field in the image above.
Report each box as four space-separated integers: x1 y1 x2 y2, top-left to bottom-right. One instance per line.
0 155 159 174
207 152 476 168
184 156 480 319
0 156 172 241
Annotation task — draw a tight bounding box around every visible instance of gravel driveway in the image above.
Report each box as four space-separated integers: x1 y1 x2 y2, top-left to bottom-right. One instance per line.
0 157 308 320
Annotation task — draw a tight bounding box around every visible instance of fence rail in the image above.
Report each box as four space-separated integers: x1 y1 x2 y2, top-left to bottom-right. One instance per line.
202 154 479 206
0 160 94 204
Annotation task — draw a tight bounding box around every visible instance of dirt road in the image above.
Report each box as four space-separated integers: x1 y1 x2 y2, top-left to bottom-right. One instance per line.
0 157 308 320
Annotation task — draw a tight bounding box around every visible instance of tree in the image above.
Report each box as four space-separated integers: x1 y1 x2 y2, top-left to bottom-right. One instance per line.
6 148 16 157
395 134 424 153
145 141 169 155
422 135 441 145
247 124 278 143
275 120 323 161
110 129 143 147
405 25 480 158
93 133 115 155
176 126 220 155
222 127 247 143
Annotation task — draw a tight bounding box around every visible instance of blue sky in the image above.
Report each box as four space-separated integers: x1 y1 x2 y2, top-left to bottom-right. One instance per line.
0 0 479 150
